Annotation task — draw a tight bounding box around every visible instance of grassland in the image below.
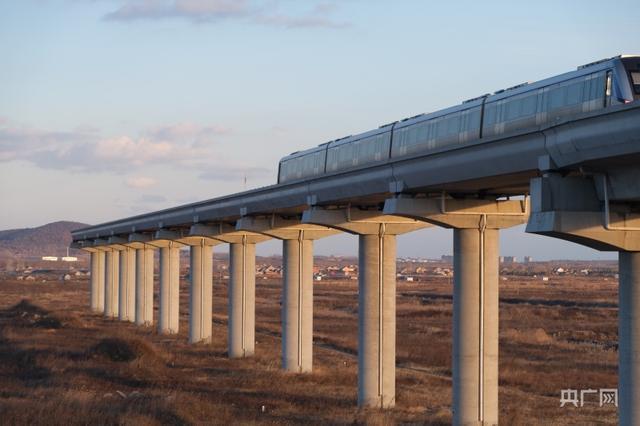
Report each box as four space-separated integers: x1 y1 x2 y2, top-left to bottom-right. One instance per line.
0 274 618 424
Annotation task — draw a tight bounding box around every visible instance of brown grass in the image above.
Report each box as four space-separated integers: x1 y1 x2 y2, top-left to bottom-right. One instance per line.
0 274 619 424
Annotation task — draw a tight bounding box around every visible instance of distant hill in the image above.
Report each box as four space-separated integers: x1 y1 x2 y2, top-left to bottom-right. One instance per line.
0 221 90 259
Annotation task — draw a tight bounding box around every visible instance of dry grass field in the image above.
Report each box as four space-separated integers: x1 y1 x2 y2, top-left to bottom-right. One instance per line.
0 273 618 425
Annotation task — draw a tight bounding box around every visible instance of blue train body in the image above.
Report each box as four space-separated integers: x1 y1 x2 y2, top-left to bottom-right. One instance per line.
278 55 640 184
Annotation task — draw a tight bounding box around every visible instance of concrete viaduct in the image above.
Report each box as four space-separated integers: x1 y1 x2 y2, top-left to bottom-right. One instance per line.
72 102 640 425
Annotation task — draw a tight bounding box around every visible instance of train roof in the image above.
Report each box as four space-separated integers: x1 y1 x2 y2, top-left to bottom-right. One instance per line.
394 96 485 130
281 121 394 162
327 123 393 148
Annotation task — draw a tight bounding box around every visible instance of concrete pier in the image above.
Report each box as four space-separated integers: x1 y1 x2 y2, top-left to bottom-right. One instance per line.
189 241 213 344
228 238 256 358
159 244 180 334
282 237 314 372
89 251 105 313
302 207 425 407
453 228 499 426
384 196 527 420
619 251 640 425
358 231 397 408
135 247 154 326
525 173 640 426
118 247 136 322
104 249 120 318
234 217 336 372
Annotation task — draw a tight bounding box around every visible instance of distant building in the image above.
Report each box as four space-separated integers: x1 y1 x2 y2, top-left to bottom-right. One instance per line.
441 255 454 263
42 256 58 261
61 256 78 262
434 267 453 277
523 256 533 264
341 265 356 276
501 256 518 264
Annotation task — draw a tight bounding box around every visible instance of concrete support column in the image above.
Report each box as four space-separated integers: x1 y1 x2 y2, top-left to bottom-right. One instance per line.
104 249 120 318
90 251 105 313
282 237 314 372
118 247 136 322
619 251 640 426
189 242 213 344
302 206 425 408
159 244 180 334
228 238 256 358
453 227 499 426
135 247 154 326
358 230 397 408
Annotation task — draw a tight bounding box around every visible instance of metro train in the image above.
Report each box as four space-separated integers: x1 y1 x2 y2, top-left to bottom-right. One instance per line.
277 55 640 184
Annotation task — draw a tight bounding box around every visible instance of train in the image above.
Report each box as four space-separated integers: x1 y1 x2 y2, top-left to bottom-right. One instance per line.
277 55 640 184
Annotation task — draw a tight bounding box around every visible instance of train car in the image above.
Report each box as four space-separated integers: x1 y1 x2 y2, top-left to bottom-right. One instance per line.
277 143 328 184
325 125 394 174
277 55 640 185
390 96 485 160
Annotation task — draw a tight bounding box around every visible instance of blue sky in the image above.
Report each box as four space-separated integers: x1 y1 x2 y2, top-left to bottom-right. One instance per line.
1 0 639 259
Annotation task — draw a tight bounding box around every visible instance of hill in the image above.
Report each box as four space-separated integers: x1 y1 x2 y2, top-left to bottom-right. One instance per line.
0 221 90 260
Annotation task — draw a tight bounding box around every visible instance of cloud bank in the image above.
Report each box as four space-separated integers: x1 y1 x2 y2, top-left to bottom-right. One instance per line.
103 0 349 29
0 120 271 181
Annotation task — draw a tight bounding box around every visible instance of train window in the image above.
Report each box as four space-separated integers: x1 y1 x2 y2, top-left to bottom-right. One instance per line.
632 72 640 93
521 94 537 115
392 121 430 157
327 132 390 173
566 81 583 105
483 91 538 137
460 108 479 133
483 103 497 126
586 76 596 100
582 72 606 108
279 148 327 183
542 74 607 121
392 107 481 158
505 100 521 120
548 86 566 109
447 115 461 134
435 119 447 138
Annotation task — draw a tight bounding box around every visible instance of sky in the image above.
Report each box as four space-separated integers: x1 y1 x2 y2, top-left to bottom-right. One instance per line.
1 0 639 260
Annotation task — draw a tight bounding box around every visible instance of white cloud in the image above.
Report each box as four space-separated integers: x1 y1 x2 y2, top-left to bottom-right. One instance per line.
95 137 173 165
0 119 242 174
103 0 349 29
126 176 157 188
104 0 250 22
254 3 349 29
